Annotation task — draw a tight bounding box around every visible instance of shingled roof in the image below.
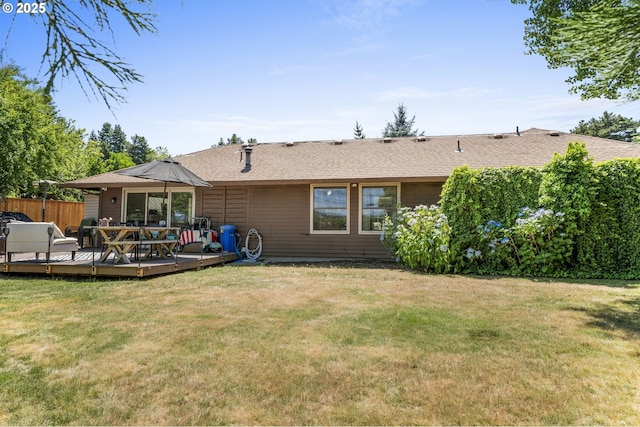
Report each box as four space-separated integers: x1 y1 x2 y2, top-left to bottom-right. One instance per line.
64 128 640 189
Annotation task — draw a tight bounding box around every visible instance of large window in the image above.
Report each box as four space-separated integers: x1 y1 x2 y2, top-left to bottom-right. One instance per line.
311 185 349 233
124 189 194 227
360 184 399 233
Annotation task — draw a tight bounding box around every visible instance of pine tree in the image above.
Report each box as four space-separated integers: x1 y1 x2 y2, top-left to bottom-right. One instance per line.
382 103 423 137
353 121 366 139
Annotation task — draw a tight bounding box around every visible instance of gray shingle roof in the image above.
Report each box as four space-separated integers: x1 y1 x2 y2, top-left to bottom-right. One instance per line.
64 128 640 188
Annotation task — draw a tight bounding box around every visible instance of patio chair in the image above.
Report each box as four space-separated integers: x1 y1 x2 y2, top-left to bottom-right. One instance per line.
65 218 97 248
5 221 79 262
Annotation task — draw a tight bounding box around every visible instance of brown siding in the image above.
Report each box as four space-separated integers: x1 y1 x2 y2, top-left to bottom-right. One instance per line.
98 189 122 223
85 180 448 259
239 184 391 259
224 188 248 231
201 188 225 226
401 182 444 207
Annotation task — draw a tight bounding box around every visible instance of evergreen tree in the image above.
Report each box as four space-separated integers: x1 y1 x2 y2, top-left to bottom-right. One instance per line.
4 1 157 108
382 103 423 137
571 111 640 142
110 124 129 153
354 121 366 139
128 134 152 164
513 0 640 100
216 134 253 146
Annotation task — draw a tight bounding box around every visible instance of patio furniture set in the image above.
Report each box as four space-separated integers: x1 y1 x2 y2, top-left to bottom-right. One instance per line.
1 221 181 264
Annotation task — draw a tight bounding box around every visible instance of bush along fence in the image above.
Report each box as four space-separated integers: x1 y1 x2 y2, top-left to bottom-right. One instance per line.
383 142 640 279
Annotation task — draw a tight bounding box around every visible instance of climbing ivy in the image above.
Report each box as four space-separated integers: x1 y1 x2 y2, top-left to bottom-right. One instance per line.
387 142 640 279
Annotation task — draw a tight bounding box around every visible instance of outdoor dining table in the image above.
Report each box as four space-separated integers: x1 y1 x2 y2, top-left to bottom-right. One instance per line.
139 226 180 260
93 226 180 264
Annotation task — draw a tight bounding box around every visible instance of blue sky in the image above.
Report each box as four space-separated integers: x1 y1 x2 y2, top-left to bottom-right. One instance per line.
2 0 638 155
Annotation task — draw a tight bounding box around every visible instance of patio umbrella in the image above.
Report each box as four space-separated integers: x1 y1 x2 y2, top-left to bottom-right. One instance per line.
116 158 211 224
116 158 211 187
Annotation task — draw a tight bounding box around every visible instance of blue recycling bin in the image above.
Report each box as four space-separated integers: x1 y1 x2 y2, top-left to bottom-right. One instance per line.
219 224 237 252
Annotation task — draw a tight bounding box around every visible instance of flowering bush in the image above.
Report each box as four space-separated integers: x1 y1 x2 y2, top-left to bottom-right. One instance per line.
510 207 572 275
382 205 451 273
464 207 571 276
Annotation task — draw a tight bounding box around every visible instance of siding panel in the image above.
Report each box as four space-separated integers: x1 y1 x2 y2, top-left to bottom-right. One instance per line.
196 181 446 259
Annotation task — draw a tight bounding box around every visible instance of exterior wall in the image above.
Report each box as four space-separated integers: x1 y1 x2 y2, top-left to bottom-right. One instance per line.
401 182 443 207
198 181 446 259
98 188 122 222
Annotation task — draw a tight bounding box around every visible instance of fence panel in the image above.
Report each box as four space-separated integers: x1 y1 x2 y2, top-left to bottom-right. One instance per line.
1 198 84 234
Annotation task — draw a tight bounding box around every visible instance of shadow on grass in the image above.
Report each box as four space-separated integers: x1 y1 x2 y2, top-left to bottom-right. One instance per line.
570 297 640 341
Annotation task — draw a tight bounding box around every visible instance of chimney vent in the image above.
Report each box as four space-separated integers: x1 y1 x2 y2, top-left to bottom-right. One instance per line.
241 144 252 173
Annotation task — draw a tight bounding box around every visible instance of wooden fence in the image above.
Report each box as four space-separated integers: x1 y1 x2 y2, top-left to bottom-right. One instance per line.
1 197 84 234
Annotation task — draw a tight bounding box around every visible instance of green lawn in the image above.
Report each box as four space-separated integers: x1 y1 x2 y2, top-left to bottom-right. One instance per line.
1 264 639 425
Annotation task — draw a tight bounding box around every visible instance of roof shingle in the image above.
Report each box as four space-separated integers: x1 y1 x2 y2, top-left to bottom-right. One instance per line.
64 128 640 188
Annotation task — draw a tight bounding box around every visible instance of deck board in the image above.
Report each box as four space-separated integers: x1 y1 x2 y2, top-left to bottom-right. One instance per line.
0 249 238 278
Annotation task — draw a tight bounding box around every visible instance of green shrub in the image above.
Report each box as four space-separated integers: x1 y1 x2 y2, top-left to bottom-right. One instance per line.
440 166 542 272
538 142 596 268
388 143 640 279
382 205 451 273
464 208 572 276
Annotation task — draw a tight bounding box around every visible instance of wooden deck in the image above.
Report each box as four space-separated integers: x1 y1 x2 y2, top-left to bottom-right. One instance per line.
0 249 238 278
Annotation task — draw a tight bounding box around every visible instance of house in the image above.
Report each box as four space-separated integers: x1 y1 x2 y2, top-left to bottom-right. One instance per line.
63 128 640 259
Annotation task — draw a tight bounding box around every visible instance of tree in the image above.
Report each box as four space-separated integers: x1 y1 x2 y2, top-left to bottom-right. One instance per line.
571 111 640 141
86 123 168 171
128 134 151 164
149 146 170 160
382 103 424 137
3 1 157 108
105 152 135 171
0 64 88 200
513 0 640 100
216 134 255 146
353 121 366 139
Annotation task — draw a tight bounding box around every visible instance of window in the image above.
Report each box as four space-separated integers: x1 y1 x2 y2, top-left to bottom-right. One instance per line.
170 191 193 228
360 184 399 233
123 189 194 227
311 185 349 233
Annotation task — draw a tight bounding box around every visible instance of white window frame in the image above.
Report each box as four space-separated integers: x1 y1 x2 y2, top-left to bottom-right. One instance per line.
122 187 195 227
358 183 400 235
310 184 350 234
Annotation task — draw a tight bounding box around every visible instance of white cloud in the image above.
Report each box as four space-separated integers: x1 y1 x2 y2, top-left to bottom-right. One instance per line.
372 86 500 102
327 0 416 30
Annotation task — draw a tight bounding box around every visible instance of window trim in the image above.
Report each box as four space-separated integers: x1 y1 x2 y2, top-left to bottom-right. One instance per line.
122 187 195 227
358 182 401 235
310 184 350 235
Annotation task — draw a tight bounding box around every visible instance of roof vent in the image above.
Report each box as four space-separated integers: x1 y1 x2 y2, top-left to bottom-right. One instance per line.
548 131 560 137
383 138 393 143
493 133 504 139
333 140 343 145
285 141 295 147
455 140 463 153
415 136 427 142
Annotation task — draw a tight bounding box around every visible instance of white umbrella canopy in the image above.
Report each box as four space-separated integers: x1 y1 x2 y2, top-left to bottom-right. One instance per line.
116 158 211 187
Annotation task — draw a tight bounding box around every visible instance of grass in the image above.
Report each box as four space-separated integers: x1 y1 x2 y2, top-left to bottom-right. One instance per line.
1 263 639 425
